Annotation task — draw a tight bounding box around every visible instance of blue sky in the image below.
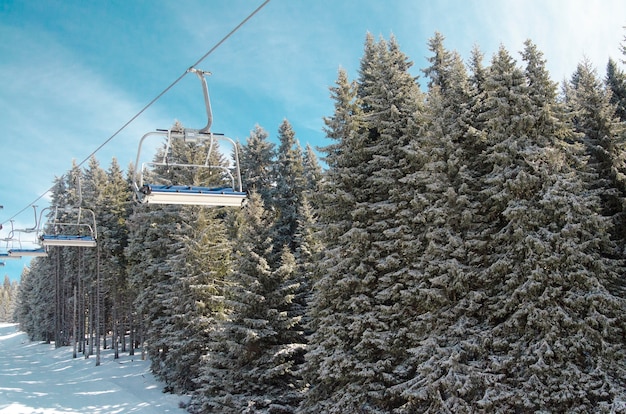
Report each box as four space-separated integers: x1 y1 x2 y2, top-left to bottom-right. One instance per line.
1 0 625 281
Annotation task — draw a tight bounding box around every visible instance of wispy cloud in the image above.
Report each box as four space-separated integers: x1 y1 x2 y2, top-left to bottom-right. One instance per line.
0 24 165 217
419 0 626 81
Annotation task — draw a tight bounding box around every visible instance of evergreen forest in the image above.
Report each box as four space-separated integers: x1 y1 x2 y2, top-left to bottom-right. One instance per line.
0 275 19 322
12 32 626 413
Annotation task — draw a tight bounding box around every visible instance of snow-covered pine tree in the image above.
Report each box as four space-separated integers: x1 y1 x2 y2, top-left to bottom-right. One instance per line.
81 156 112 352
296 149 323 317
14 262 50 341
468 45 487 98
292 193 322 333
14 268 32 331
606 58 626 122
567 60 626 210
188 191 271 413
311 66 361 249
155 206 232 393
301 34 425 413
126 197 186 369
0 278 11 322
24 175 69 344
394 34 491 413
127 124 234 385
301 58 367 414
300 67 357 411
240 124 276 205
565 59 626 298
270 119 306 260
49 164 86 348
451 42 626 412
190 191 306 413
0 275 19 322
87 157 134 358
302 143 323 209
125 132 193 372
14 267 35 330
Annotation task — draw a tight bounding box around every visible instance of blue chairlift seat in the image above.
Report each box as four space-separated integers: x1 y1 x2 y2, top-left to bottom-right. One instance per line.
139 184 247 206
41 234 97 247
9 248 47 257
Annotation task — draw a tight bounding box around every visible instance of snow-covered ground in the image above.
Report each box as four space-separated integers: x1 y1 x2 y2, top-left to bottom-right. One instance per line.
0 323 188 414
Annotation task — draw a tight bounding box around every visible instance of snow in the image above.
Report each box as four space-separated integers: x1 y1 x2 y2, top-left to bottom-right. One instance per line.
0 323 188 414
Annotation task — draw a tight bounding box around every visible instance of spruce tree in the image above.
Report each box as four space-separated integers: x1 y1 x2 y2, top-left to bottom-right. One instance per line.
606 58 626 122
396 34 483 413
15 266 35 336
566 60 626 241
0 275 18 322
127 125 235 384
270 119 306 260
427 42 626 413
157 207 232 393
190 191 306 413
82 156 109 350
302 143 323 209
99 158 133 358
240 124 275 205
302 34 424 413
20 257 56 342
126 133 193 373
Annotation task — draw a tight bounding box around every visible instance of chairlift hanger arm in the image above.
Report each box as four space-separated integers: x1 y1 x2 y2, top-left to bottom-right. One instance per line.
14 205 40 233
187 68 213 134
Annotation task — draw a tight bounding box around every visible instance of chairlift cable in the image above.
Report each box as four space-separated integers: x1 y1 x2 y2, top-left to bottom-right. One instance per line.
1 0 270 226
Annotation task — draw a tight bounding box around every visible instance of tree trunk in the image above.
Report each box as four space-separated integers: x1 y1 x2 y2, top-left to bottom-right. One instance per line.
79 277 85 355
113 295 119 359
129 309 135 357
140 317 146 361
72 285 77 358
87 288 93 358
55 251 61 348
95 244 101 366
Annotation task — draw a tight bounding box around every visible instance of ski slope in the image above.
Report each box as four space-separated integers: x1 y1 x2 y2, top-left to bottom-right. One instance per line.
0 323 188 413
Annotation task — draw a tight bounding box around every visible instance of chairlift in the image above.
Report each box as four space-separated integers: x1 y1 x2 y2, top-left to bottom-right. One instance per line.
133 68 246 207
38 173 98 248
39 206 97 248
0 226 21 259
3 209 47 258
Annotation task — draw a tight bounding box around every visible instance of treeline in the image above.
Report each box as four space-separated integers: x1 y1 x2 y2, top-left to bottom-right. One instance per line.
0 275 19 322
15 32 626 413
